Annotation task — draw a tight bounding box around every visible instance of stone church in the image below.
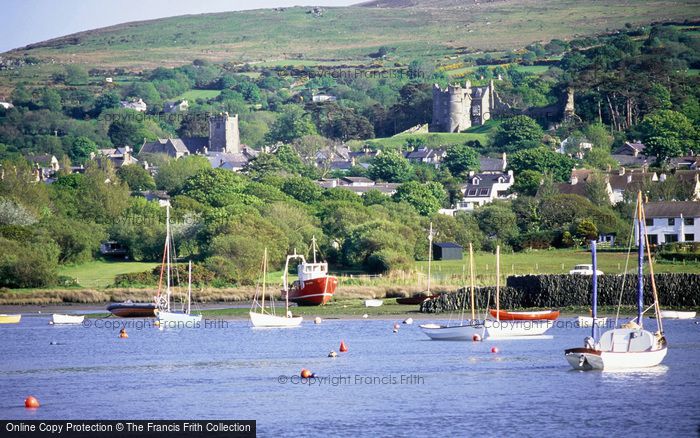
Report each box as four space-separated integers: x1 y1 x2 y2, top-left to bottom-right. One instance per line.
430 80 496 133
139 113 257 170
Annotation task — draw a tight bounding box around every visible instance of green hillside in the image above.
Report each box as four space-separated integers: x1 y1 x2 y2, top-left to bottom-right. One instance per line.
4 0 698 72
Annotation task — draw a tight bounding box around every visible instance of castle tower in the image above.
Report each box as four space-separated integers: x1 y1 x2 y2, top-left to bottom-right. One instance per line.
430 83 472 133
209 113 240 153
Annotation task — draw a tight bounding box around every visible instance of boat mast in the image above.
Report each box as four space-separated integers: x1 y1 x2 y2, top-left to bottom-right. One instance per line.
469 242 475 321
427 222 433 294
636 191 644 326
187 260 192 315
312 236 317 264
261 248 267 313
165 204 171 313
640 195 664 333
496 245 500 322
591 240 598 340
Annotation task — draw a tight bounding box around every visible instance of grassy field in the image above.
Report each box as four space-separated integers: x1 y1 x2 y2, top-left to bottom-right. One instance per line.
58 260 160 288
2 1 695 73
177 89 222 101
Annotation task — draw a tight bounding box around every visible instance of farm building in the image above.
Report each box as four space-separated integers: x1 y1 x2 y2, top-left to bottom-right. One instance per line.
432 242 463 260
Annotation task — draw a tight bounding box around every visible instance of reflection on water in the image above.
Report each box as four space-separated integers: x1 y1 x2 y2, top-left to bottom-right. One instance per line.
0 315 698 436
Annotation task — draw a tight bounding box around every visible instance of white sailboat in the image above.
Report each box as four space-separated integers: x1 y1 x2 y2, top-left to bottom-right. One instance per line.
250 248 303 328
420 231 485 341
484 246 554 339
155 205 202 326
51 314 85 325
565 192 667 371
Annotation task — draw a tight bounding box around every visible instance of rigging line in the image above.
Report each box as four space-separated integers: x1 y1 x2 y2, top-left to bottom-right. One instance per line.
640 205 664 333
615 202 637 328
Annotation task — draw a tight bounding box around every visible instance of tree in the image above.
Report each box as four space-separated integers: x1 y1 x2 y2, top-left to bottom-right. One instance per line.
94 92 121 115
511 170 543 196
275 144 305 174
64 65 89 85
108 117 155 147
509 148 575 182
281 176 322 203
40 88 62 112
368 152 413 182
265 105 318 143
117 165 156 191
492 115 544 151
443 143 479 176
180 168 253 208
154 156 211 193
475 203 519 243
69 136 98 164
392 181 445 216
41 217 106 264
640 110 697 163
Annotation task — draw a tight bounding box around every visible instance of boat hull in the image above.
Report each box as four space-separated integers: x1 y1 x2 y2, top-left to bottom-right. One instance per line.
287 276 338 306
489 309 560 321
249 311 303 328
156 311 202 325
565 347 668 370
0 314 21 324
484 319 554 338
420 323 485 341
51 314 85 325
659 310 696 319
577 316 607 327
396 295 438 305
107 302 157 318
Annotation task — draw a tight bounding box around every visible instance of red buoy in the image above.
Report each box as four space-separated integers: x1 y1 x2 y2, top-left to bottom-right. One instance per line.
300 369 313 378
339 340 348 352
24 396 40 409
119 328 128 339
491 346 499 354
472 334 482 342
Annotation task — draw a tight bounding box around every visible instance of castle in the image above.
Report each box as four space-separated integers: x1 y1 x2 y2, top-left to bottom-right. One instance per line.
430 80 496 133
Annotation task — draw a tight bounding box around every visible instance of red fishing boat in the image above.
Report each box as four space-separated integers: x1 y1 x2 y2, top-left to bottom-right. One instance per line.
489 309 560 321
283 237 338 306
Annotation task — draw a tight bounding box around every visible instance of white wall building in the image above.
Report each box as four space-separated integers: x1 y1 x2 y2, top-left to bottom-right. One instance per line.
640 201 700 245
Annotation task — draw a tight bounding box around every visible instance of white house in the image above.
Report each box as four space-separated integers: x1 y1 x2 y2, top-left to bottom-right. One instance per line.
641 201 700 245
120 98 147 112
453 170 514 211
312 94 337 103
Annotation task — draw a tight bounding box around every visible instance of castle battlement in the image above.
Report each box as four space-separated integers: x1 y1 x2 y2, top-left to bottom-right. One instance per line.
430 81 493 133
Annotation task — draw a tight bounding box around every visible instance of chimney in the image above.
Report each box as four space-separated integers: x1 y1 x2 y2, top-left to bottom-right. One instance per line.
507 169 513 177
570 176 578 185
469 170 476 178
502 152 507 170
618 166 625 176
627 175 633 184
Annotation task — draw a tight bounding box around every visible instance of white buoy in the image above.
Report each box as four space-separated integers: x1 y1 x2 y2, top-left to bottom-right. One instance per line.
403 318 413 325
328 351 337 358
362 314 369 319
314 317 322 324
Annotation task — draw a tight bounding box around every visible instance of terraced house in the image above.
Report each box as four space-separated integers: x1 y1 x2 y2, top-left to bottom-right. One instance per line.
641 201 700 244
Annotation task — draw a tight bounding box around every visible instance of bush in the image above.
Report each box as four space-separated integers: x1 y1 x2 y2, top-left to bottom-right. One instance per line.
366 249 413 274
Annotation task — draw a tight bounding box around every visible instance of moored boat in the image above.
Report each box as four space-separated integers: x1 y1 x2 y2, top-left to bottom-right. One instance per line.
364 299 383 307
284 237 338 306
251 248 303 328
489 309 560 321
658 310 696 319
0 314 21 324
565 194 667 371
106 301 156 318
51 314 85 325
421 242 485 341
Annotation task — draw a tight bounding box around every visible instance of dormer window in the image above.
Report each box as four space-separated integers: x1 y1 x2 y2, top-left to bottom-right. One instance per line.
472 178 479 185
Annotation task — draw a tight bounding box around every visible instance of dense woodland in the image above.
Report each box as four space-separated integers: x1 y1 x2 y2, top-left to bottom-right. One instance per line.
0 24 699 288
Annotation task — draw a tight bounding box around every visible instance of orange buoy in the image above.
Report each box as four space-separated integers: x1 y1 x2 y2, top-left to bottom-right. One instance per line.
119 328 128 339
472 334 482 342
300 368 313 378
393 323 400 330
24 396 40 409
339 341 348 352
491 346 499 353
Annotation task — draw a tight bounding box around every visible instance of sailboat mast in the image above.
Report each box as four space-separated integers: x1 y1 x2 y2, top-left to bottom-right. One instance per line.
427 222 433 294
469 242 475 321
496 245 500 322
187 260 192 315
261 248 267 312
636 192 644 326
165 204 171 312
591 240 598 340
312 236 317 264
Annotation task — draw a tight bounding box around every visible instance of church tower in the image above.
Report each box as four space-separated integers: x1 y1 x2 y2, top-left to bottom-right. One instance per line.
208 113 240 153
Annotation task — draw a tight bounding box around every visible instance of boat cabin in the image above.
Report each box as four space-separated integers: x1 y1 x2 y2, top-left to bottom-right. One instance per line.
598 328 656 353
298 262 329 282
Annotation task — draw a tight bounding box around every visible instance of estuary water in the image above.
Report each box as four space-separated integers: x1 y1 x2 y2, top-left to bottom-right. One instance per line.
1 314 699 437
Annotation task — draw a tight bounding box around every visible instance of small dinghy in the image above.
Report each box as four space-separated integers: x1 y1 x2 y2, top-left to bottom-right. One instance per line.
250 248 303 328
658 310 695 320
364 299 383 307
0 314 21 324
51 314 85 325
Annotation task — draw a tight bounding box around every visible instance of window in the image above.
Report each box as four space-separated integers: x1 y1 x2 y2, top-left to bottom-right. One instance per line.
664 234 678 243
645 218 653 226
684 217 695 226
648 234 658 245
467 189 477 197
685 234 695 242
479 188 489 196
668 218 675 226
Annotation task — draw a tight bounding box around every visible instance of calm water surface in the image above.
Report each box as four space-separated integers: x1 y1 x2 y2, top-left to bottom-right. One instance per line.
1 315 699 437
